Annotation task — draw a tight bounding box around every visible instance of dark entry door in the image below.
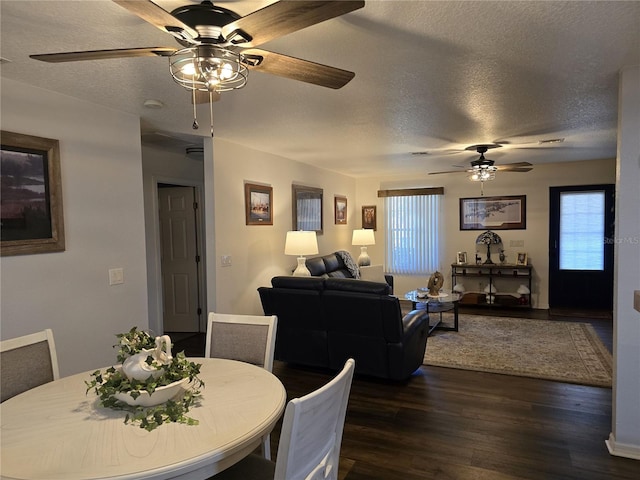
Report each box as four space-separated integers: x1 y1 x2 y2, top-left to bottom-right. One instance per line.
548 185 615 310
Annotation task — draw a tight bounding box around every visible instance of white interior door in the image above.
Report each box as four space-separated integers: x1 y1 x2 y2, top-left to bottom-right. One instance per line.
159 186 200 332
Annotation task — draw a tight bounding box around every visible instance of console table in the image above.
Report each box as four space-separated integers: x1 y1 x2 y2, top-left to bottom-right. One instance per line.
451 263 533 309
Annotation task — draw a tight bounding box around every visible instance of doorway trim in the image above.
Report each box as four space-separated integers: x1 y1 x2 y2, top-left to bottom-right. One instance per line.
149 175 206 334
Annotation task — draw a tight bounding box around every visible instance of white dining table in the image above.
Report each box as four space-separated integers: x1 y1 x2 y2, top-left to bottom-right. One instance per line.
0 358 286 480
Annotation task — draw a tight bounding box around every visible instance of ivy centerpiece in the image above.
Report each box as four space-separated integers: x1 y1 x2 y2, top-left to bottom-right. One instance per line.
86 327 204 431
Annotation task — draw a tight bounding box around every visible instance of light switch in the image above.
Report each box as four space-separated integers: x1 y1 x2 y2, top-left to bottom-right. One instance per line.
109 268 124 285
221 255 232 267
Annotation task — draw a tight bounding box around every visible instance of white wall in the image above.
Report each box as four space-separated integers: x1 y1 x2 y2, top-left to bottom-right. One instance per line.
607 64 640 459
355 158 616 308
0 79 149 376
205 138 357 315
141 145 204 334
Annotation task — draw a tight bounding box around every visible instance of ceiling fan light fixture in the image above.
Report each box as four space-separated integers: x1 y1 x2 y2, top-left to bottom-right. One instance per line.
468 168 496 182
468 161 497 182
169 46 247 93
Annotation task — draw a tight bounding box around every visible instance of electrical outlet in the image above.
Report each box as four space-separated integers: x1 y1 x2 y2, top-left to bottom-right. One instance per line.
109 268 124 285
221 255 232 267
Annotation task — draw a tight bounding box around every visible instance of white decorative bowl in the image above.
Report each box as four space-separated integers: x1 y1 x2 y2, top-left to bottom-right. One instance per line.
113 377 189 407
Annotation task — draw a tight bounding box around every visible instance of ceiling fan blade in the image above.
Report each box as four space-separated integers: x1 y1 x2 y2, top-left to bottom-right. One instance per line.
241 48 355 89
112 0 198 43
222 0 364 47
30 47 177 63
428 170 465 175
498 162 533 168
496 166 533 172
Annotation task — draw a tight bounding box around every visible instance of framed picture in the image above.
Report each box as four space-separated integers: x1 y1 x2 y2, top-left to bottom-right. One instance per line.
460 195 526 230
362 205 377 230
1 130 65 256
334 196 347 224
244 182 273 225
516 252 528 266
457 251 467 264
292 184 323 233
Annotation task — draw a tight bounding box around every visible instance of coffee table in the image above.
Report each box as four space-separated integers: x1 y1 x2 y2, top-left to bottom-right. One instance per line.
404 290 460 334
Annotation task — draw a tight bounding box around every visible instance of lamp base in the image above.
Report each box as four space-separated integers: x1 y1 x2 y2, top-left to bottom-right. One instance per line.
357 246 371 267
292 256 311 277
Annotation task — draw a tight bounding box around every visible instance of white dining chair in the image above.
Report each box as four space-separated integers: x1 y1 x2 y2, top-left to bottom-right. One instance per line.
205 312 278 458
1 328 60 403
212 358 355 480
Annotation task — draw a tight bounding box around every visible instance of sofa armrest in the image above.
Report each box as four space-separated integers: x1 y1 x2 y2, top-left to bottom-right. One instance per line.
385 274 394 294
401 309 429 339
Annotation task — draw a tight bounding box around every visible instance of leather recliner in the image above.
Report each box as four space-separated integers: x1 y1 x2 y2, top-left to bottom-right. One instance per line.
304 252 394 293
258 276 429 381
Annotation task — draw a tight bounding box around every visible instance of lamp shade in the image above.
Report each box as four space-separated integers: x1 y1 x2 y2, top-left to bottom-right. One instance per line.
352 229 375 246
284 231 318 256
475 230 502 245
484 284 497 293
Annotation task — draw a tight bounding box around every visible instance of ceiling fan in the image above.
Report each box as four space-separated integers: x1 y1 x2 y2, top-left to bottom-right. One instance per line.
29 0 365 131
428 144 533 179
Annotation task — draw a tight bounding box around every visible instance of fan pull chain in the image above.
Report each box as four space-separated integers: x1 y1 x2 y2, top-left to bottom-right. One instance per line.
192 89 199 130
209 91 214 137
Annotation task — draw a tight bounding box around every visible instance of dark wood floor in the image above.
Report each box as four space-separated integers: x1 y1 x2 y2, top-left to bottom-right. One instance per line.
172 308 638 479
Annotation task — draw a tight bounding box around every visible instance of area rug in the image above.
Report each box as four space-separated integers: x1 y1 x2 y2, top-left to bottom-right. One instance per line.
423 315 612 387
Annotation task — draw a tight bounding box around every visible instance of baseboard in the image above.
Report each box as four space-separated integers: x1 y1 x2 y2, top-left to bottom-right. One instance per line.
605 433 640 460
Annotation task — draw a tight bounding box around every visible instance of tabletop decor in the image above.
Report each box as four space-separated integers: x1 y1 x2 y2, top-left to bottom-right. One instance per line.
86 327 204 431
426 271 445 297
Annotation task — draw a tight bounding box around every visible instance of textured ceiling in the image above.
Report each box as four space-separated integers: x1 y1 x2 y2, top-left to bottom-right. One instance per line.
1 1 638 177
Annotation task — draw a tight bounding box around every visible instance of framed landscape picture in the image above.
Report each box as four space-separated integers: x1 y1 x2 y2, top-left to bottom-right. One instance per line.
334 196 347 224
1 130 65 256
244 182 273 225
460 195 526 230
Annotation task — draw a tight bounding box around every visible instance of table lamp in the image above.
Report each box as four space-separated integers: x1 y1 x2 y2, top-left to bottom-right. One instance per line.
517 284 531 305
475 230 502 264
352 228 375 266
284 231 318 276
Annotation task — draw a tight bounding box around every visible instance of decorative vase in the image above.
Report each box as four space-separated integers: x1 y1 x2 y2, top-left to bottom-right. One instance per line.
499 251 506 263
122 335 173 381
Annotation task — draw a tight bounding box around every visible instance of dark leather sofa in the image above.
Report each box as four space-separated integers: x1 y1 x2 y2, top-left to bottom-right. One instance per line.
305 251 394 293
258 276 429 381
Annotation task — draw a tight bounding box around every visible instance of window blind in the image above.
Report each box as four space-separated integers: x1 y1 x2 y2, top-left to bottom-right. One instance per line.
384 194 440 275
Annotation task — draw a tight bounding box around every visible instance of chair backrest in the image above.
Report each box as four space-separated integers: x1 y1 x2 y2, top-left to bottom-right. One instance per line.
205 312 278 372
274 358 355 480
1 329 60 402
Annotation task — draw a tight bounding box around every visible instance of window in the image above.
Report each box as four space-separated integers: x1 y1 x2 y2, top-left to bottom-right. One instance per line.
559 191 605 270
383 191 441 275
